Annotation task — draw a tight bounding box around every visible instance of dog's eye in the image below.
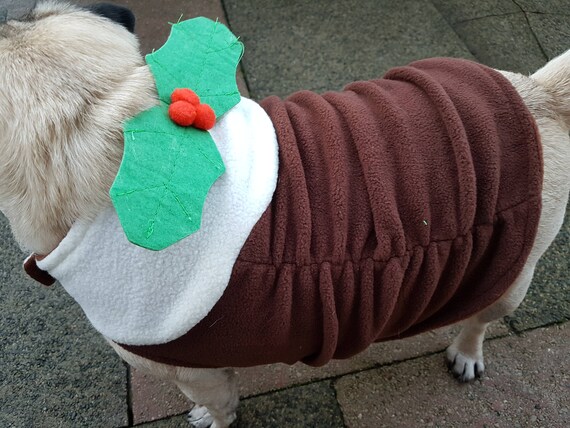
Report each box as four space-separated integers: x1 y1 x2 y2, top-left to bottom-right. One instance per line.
86 3 135 33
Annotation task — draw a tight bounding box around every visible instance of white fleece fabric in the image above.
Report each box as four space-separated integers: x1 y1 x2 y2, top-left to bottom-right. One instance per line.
37 98 279 345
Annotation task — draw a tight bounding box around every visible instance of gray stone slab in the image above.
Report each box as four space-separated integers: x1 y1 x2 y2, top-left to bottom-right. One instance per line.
0 215 128 427
139 381 344 428
526 12 570 60
335 323 569 427
235 381 345 427
450 12 546 73
430 0 519 25
224 0 472 99
431 0 570 72
515 0 570 14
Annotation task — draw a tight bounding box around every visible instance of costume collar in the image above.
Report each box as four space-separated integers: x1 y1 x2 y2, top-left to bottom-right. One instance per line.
30 98 278 345
23 253 55 286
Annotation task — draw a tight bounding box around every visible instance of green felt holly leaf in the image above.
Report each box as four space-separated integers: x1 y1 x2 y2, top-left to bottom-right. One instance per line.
109 17 243 250
147 17 244 117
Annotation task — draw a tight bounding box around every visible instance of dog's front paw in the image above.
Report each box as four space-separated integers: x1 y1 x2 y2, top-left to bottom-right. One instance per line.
188 404 214 428
446 345 485 382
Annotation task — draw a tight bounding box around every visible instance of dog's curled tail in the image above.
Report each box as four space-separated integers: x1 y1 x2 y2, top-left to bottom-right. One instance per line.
532 49 570 128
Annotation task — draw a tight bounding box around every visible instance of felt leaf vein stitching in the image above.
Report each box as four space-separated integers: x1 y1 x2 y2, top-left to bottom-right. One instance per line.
149 60 183 104
144 142 183 238
144 185 194 239
199 91 240 98
127 130 181 136
197 42 242 55
126 129 223 170
113 132 223 213
146 185 169 238
167 186 193 220
175 19 240 51
113 184 166 197
149 43 241 105
148 21 222 101
157 19 243 106
191 21 226 96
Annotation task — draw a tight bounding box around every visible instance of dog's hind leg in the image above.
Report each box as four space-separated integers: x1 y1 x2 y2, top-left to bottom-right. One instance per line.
175 368 239 428
107 340 239 428
447 109 570 382
446 265 536 382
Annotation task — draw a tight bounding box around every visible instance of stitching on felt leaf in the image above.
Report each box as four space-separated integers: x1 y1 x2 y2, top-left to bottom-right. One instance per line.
147 58 182 103
145 185 168 239
113 184 166 197
200 40 242 55
126 130 186 136
192 20 219 95
201 91 240 98
193 143 225 170
144 141 182 239
166 186 193 221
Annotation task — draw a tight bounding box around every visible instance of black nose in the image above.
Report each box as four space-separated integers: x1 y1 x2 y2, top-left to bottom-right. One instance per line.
87 3 135 33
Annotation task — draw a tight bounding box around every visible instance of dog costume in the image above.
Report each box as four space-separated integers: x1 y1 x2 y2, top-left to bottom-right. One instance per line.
29 57 542 369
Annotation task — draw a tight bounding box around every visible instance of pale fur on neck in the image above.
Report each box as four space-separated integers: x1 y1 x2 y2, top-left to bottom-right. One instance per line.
0 1 157 254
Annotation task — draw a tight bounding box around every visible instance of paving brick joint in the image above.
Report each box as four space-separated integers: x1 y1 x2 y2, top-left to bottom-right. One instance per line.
1 1 568 427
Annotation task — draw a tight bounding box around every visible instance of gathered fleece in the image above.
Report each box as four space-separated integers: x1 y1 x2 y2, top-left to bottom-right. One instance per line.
120 58 542 368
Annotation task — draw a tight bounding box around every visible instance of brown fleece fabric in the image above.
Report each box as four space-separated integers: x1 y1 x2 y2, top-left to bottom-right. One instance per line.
121 58 542 368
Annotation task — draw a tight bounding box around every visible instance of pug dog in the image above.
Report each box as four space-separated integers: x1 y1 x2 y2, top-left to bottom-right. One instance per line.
1 2 569 427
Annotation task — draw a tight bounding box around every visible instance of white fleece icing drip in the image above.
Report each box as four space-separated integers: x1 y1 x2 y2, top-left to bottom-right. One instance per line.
37 98 278 345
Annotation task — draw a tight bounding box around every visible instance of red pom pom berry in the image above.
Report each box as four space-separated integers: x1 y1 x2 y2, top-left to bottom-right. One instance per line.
168 88 216 130
171 88 200 106
169 101 197 127
193 103 216 130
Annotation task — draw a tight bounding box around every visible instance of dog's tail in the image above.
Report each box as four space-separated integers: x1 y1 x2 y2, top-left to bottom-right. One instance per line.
532 49 570 128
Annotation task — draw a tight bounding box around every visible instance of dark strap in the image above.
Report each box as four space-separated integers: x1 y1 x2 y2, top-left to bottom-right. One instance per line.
23 254 56 286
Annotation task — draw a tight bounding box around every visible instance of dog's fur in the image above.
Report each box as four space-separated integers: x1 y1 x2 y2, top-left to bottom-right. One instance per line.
1 2 569 427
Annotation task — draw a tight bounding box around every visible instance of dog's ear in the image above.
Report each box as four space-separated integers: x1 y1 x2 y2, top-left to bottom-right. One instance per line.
87 3 135 33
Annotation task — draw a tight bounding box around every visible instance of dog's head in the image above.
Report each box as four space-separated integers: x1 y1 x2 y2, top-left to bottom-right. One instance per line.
0 1 156 254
